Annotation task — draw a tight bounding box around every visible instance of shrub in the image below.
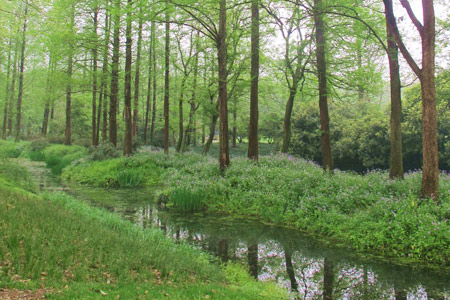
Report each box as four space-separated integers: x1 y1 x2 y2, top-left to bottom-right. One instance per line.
89 142 121 161
43 144 87 174
0 140 27 159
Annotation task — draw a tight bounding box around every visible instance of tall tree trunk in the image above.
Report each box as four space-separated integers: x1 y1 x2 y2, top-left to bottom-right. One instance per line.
383 0 438 200
150 22 157 141
42 56 53 136
64 4 75 146
2 38 12 140
232 109 237 148
92 7 99 146
217 0 230 170
163 2 170 154
100 4 111 143
143 25 154 145
248 0 259 160
386 19 403 179
7 40 19 137
109 0 120 147
314 0 333 172
15 1 28 142
123 0 133 156
133 5 143 137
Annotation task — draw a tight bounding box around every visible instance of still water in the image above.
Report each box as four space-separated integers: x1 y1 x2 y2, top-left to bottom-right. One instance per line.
36 165 449 299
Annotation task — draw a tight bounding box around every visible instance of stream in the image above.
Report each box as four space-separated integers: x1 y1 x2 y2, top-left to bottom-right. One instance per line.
31 161 449 299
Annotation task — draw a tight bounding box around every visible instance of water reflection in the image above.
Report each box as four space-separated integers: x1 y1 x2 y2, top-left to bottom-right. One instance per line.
32 166 450 299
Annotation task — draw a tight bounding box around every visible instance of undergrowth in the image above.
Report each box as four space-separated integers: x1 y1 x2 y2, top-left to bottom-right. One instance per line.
0 161 287 299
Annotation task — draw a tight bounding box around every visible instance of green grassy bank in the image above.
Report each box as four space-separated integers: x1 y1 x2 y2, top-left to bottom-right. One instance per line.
62 149 450 267
0 156 287 299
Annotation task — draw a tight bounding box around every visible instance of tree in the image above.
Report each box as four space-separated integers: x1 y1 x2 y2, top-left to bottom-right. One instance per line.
383 0 439 200
314 0 333 172
109 0 120 147
247 0 259 161
163 0 170 154
15 0 28 142
123 0 133 156
64 1 75 146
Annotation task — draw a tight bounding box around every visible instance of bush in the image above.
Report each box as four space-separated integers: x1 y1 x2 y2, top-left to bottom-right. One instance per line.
43 144 87 174
88 142 121 161
0 140 27 159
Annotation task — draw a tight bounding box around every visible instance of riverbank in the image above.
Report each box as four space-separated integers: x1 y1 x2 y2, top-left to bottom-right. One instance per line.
61 147 450 268
0 156 287 299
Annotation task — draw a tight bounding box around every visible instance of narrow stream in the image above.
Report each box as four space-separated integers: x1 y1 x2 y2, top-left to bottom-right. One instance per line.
32 162 450 299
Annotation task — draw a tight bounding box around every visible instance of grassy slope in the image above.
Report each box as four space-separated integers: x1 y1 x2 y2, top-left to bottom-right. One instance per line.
0 159 287 299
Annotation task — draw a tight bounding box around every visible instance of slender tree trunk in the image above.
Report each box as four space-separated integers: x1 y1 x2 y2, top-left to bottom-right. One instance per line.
133 5 143 137
7 41 19 137
281 87 297 153
92 7 99 146
123 0 133 156
232 109 237 148
163 2 170 154
176 77 186 152
15 1 28 142
182 39 199 152
143 27 154 145
2 38 12 140
386 19 403 179
314 0 333 172
64 4 75 146
42 56 53 136
100 4 110 143
109 0 120 147
248 0 259 160
203 110 218 155
150 22 157 141
217 0 230 170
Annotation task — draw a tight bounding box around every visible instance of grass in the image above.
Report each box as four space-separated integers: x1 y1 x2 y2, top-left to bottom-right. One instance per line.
0 159 287 299
162 154 450 266
60 145 450 266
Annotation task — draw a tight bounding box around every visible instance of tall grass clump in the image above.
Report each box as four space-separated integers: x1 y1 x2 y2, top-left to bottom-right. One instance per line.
169 188 205 212
43 144 87 174
63 154 163 188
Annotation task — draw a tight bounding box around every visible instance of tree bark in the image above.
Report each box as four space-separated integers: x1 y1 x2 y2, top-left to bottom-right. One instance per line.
284 247 298 293
92 7 99 146
123 0 133 156
163 2 170 154
281 87 297 153
109 0 120 147
314 0 333 172
150 22 157 141
217 0 230 170
143 23 154 145
386 15 403 179
100 3 111 143
248 0 259 160
176 77 186 152
133 5 143 137
2 38 12 140
15 1 28 142
383 0 438 200
64 3 74 146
